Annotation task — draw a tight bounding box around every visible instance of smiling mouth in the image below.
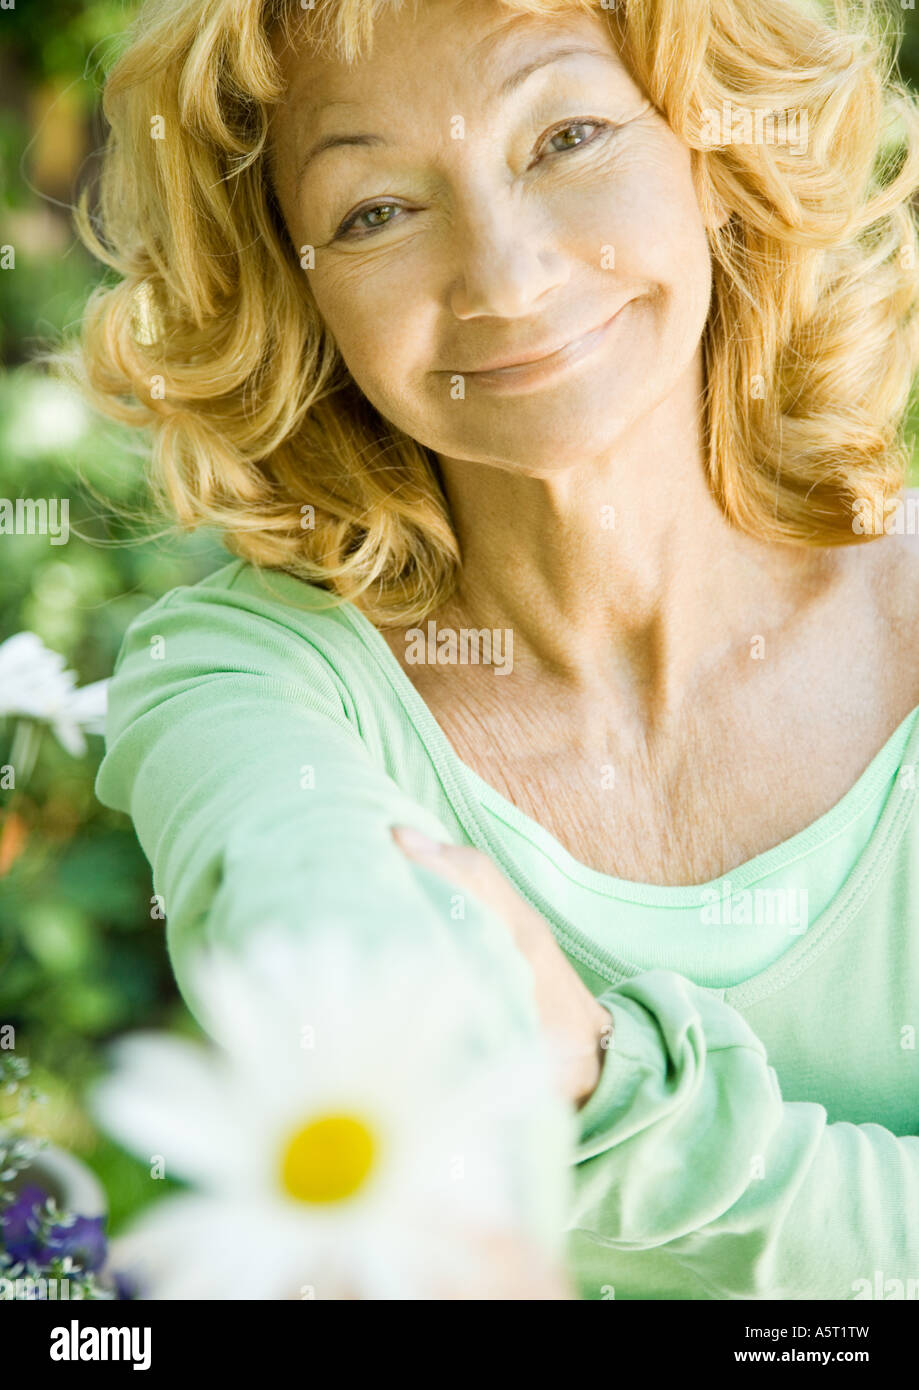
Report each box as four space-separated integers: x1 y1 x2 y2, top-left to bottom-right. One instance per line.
459 302 632 392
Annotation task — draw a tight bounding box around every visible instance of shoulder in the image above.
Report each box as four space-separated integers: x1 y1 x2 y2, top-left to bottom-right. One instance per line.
888 489 919 555
117 560 363 670
106 560 384 738
876 490 919 600
146 558 353 631
859 498 919 703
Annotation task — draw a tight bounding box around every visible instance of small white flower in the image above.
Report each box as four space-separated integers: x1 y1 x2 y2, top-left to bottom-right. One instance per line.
0 632 107 756
91 925 572 1300
49 679 108 758
0 632 74 715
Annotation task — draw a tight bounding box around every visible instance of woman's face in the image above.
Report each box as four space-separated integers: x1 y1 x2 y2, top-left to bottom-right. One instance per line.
270 0 719 476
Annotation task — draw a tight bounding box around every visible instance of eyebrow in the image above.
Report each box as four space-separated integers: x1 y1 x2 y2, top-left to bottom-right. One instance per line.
294 43 617 184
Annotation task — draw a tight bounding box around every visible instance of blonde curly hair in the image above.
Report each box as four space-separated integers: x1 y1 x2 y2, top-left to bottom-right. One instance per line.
69 0 919 623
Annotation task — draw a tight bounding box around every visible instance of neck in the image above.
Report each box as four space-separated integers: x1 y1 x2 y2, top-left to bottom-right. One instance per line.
434 356 842 722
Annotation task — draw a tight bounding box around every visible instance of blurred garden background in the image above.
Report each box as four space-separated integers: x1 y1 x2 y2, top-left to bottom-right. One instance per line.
1 0 919 1248
0 0 228 1242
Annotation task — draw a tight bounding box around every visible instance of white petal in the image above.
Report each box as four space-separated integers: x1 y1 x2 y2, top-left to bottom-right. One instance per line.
63 679 109 728
89 1034 257 1189
110 1194 329 1300
51 718 86 758
0 632 76 718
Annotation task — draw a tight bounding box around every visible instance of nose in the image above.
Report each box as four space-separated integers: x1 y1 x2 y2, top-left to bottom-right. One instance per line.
447 192 571 320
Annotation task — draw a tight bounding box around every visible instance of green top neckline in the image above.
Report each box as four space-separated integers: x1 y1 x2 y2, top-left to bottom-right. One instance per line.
338 594 919 903
330 590 919 1004
457 711 919 904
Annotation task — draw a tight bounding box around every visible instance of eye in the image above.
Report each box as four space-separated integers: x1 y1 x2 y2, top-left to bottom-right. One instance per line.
331 117 613 241
537 118 611 161
333 202 405 241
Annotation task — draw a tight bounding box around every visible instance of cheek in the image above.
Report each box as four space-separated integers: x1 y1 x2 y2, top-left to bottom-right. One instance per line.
311 260 427 373
593 138 713 306
309 267 443 430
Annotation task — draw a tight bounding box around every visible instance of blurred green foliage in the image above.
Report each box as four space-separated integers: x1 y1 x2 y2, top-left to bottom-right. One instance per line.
0 0 918 1237
0 363 225 1217
0 0 227 1232
0 377 226 1228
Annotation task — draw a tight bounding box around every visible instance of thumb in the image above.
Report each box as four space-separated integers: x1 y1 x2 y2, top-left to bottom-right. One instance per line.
390 825 509 906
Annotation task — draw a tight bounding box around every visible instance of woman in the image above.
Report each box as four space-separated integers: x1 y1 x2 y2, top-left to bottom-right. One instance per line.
79 0 919 1298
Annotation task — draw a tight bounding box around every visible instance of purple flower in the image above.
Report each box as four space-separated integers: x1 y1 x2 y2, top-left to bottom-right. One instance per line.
112 1267 141 1300
2 1184 107 1272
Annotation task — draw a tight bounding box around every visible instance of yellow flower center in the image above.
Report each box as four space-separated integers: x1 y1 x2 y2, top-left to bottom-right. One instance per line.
280 1114 377 1204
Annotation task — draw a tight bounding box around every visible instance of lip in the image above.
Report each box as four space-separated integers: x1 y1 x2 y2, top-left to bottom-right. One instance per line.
460 302 632 393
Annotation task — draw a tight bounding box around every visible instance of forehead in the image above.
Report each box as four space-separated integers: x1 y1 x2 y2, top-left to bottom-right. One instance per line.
271 0 624 115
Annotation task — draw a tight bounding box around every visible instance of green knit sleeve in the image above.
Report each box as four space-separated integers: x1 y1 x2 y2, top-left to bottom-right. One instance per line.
567 968 919 1299
94 581 542 1051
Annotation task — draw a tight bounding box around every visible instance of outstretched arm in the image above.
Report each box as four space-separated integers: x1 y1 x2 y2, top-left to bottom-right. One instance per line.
95 582 540 1043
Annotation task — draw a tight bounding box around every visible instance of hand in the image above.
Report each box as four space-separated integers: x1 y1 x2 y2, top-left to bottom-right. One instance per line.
293 1229 573 1300
425 1227 574 1299
392 826 613 1108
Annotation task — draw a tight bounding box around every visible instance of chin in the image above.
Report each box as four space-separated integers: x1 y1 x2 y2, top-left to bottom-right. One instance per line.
448 410 632 473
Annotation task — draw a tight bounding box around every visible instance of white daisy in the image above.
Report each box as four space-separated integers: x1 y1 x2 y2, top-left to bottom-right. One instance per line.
0 632 107 757
90 924 573 1300
47 678 108 758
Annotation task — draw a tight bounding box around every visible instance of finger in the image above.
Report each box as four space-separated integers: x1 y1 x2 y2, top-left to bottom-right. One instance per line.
390 825 500 893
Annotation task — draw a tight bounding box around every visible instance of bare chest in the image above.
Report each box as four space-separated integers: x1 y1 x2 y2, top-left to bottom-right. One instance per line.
380 542 919 886
384 664 917 888
428 691 912 885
